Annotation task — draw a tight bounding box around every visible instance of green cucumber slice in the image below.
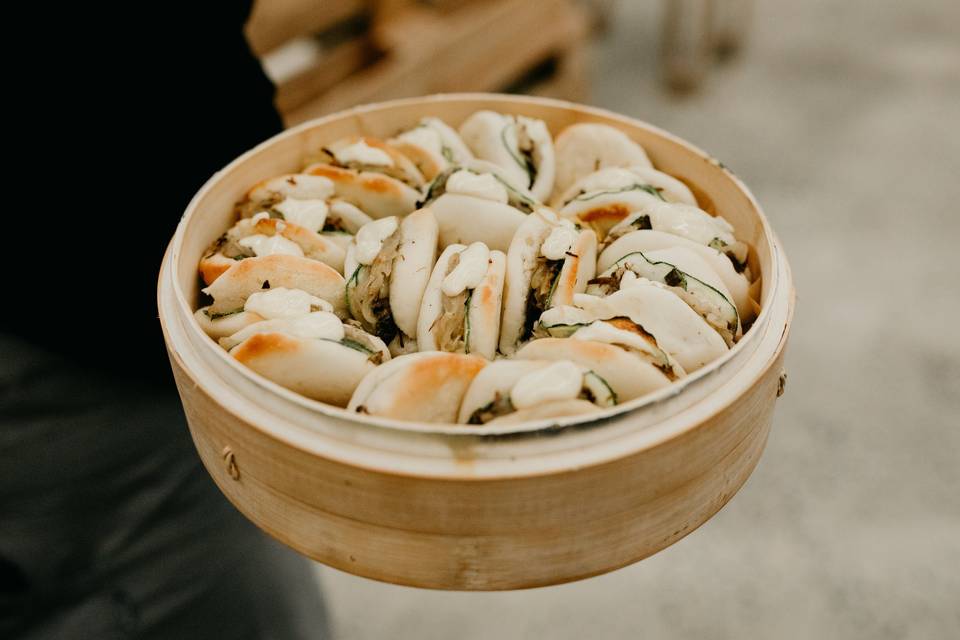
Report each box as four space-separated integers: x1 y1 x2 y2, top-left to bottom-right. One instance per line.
589 250 740 345
345 264 364 318
582 370 618 407
501 122 535 185
541 322 588 339
544 266 562 309
570 183 664 203
463 289 474 354
205 307 244 320
421 166 537 212
336 337 376 355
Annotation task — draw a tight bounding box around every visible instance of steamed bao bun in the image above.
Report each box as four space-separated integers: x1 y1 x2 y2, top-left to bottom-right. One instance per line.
237 173 339 219
208 287 390 407
457 359 614 425
459 110 556 202
553 166 697 210
233 172 375 253
199 212 346 285
535 306 686 380
302 136 424 219
343 209 439 355
416 242 507 361
200 254 348 318
424 160 539 252
598 229 755 324
545 284 729 374
555 166 698 238
347 352 487 423
601 200 749 268
310 136 426 189
588 244 742 346
388 117 474 181
513 335 672 404
196 285 335 340
499 207 597 355
551 122 653 199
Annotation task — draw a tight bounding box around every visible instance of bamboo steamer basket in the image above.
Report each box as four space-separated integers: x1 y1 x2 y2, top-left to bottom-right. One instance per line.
158 94 794 591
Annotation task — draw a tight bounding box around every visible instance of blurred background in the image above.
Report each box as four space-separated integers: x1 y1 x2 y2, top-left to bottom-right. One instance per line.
249 0 959 637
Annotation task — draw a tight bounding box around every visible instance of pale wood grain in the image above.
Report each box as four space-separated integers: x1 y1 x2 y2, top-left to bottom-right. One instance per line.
246 0 370 55
275 0 590 125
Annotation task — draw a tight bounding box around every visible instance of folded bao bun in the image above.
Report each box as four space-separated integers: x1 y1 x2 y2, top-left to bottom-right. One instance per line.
388 117 474 181
599 229 754 323
432 193 526 253
536 309 686 380
223 311 389 407
458 158 539 198
314 136 425 187
552 123 653 199
603 200 749 268
233 173 376 252
560 167 708 244
194 309 265 339
423 160 539 252
459 111 556 202
457 359 614 425
499 209 597 355
417 243 506 360
202 254 347 317
556 167 699 236
559 183 663 239
199 214 346 285
237 173 337 218
197 286 333 338
588 245 741 345
422 159 539 209
304 163 420 220
553 166 698 209
344 209 439 353
570 285 728 372
513 337 671 403
347 352 487 423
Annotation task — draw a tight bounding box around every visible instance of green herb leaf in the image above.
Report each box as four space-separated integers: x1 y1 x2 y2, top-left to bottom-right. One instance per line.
338 337 375 355
205 307 244 320
501 123 536 186
463 289 474 354
573 184 665 203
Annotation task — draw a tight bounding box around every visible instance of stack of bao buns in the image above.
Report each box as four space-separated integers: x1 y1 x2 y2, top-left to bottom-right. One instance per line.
195 111 761 425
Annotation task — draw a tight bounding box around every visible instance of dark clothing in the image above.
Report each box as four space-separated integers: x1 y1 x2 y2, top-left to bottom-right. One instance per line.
3 2 327 638
0 337 327 639
4 1 283 380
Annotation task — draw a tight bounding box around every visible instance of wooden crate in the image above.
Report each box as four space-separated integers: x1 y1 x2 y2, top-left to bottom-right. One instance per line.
246 0 590 126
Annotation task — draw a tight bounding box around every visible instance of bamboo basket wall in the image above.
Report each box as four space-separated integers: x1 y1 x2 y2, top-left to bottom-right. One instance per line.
158 94 794 590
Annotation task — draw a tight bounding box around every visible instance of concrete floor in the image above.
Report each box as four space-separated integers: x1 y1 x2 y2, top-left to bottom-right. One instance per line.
316 1 960 637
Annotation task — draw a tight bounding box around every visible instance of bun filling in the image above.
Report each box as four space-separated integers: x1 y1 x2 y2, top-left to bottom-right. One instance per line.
346 229 402 343
431 252 473 353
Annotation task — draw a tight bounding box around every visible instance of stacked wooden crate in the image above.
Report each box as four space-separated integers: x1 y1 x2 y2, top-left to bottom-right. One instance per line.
246 0 590 126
